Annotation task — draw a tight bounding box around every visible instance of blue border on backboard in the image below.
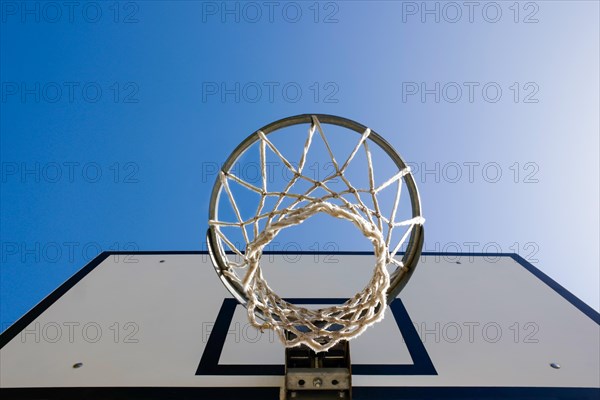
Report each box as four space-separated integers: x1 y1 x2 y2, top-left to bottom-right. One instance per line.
196 297 437 376
1 251 598 399
1 386 598 399
508 253 600 324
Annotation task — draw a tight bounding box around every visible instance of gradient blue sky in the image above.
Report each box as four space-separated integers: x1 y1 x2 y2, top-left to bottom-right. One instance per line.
1 1 598 331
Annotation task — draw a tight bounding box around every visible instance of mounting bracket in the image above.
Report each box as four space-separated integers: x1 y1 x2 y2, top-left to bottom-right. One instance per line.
284 336 352 399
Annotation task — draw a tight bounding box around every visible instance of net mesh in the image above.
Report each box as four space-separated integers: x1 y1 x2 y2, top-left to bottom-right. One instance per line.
209 115 424 352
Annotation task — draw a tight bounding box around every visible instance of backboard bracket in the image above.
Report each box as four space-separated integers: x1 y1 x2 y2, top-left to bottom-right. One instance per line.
285 333 352 399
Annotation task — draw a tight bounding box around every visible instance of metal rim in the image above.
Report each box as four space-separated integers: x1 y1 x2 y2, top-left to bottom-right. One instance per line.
207 114 424 308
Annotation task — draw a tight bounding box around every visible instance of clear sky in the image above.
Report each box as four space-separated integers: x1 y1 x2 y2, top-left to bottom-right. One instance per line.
1 1 599 332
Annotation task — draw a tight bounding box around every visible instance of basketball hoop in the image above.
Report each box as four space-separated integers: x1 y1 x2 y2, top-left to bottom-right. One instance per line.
207 114 424 352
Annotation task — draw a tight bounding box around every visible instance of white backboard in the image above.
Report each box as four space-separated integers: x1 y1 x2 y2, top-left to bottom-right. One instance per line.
1 251 599 399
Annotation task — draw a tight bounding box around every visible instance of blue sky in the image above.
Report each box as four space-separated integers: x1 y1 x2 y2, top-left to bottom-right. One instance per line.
1 1 599 331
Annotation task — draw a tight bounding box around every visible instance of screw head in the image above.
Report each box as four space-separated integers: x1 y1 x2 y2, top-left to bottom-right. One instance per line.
550 363 561 369
313 377 323 388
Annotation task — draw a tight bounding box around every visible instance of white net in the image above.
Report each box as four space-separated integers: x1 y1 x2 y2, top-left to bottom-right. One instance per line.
209 115 424 352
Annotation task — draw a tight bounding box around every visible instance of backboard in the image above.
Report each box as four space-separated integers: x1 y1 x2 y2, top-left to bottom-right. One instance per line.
1 251 599 399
